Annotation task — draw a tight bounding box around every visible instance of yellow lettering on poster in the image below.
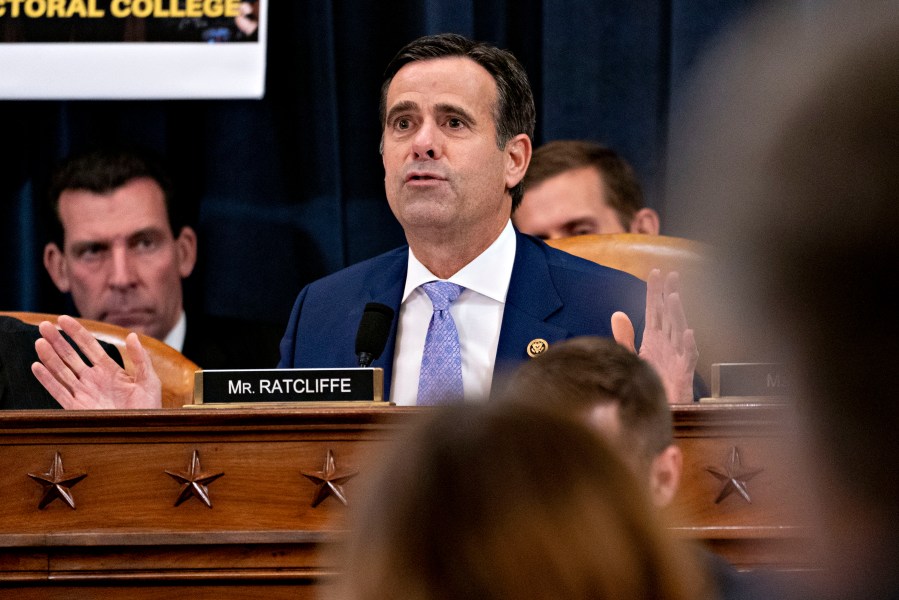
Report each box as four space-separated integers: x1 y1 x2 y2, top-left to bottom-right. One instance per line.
184 0 202 17
0 0 242 18
225 0 240 18
24 0 44 17
46 0 65 17
131 0 151 18
0 0 26 18
66 0 86 17
87 0 103 17
109 0 127 17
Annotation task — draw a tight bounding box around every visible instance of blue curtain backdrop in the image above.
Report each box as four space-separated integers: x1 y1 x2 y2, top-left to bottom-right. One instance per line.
0 0 758 330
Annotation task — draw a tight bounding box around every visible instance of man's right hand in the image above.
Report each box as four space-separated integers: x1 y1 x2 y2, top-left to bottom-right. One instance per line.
31 315 162 410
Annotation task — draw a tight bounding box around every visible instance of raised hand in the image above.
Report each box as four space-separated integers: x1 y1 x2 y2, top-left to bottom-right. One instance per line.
31 315 162 410
612 269 698 404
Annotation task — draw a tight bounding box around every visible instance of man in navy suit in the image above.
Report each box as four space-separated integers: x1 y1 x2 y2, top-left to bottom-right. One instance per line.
31 34 697 409
279 33 697 406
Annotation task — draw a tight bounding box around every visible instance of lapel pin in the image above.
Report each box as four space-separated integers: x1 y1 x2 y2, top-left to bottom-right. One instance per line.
526 338 549 358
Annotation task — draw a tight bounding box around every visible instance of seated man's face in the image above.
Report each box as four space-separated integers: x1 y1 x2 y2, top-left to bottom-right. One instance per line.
43 177 196 341
514 166 627 239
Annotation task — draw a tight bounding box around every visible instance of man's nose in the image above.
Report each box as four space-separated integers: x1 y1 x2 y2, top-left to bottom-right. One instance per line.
108 246 137 289
411 120 442 160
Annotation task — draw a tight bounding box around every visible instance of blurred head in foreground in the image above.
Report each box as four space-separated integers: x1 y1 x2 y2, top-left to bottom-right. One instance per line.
501 336 681 507
668 1 899 596
333 403 705 600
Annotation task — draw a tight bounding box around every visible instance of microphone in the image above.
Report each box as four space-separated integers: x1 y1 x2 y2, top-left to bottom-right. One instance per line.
355 303 395 367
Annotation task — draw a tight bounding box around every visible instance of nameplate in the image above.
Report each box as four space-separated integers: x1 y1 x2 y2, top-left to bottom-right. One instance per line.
193 368 385 405
709 363 789 400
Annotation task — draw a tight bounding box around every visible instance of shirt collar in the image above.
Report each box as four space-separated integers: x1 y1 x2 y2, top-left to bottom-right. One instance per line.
403 220 517 303
163 310 187 352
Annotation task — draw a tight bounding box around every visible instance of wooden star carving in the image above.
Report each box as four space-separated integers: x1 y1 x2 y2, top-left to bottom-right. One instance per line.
301 449 357 507
705 446 764 504
165 450 224 508
28 452 87 510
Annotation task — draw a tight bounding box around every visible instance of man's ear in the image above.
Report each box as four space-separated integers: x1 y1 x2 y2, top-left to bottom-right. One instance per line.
648 444 682 508
43 242 71 293
629 208 661 235
504 133 532 190
175 226 198 279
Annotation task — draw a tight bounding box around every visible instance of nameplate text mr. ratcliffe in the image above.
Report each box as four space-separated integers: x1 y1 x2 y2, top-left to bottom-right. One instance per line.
194 368 383 404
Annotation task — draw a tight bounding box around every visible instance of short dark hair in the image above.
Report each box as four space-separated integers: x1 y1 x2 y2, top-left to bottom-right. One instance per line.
380 33 536 209
521 140 645 229
47 148 180 247
501 336 671 472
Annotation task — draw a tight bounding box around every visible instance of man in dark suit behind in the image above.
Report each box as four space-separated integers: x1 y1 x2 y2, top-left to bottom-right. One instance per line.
42 148 280 369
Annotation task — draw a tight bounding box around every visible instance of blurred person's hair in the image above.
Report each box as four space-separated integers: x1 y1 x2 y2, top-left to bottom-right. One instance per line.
671 0 899 515
668 1 899 592
521 140 645 230
334 402 706 600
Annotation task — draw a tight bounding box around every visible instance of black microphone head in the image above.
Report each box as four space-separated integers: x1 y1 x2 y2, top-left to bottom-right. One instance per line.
355 303 395 367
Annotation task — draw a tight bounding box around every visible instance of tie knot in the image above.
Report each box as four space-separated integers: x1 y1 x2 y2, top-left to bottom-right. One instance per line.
421 281 463 312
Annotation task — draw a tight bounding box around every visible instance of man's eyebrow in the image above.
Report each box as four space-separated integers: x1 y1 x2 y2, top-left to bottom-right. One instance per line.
127 227 168 241
435 103 477 125
68 227 169 252
69 239 109 253
385 100 420 124
563 217 596 230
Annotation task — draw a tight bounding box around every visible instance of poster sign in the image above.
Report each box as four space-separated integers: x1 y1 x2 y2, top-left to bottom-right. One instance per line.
0 0 267 98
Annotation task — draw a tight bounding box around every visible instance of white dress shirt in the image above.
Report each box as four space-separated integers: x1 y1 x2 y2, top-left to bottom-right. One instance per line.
163 310 187 352
390 220 517 406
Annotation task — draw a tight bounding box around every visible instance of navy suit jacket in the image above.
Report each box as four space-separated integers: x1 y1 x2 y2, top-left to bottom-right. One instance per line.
279 230 646 401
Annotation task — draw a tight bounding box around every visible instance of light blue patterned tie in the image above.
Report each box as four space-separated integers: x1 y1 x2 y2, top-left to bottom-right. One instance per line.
417 281 464 406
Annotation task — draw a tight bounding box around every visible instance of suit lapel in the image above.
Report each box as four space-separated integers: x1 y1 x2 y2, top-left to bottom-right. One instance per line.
360 248 408 401
495 233 570 372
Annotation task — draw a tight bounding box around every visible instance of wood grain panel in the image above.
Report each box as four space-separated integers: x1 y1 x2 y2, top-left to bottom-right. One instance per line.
0 404 808 595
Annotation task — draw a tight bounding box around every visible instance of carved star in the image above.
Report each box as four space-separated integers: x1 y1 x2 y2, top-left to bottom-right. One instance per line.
28 452 87 510
165 450 224 508
301 449 357 507
705 446 764 504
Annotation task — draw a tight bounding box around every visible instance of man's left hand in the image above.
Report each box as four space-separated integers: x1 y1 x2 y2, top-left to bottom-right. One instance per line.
31 315 162 410
612 269 698 404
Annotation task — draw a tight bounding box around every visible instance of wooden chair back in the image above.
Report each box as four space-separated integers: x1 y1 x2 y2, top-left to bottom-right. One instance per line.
546 233 709 281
